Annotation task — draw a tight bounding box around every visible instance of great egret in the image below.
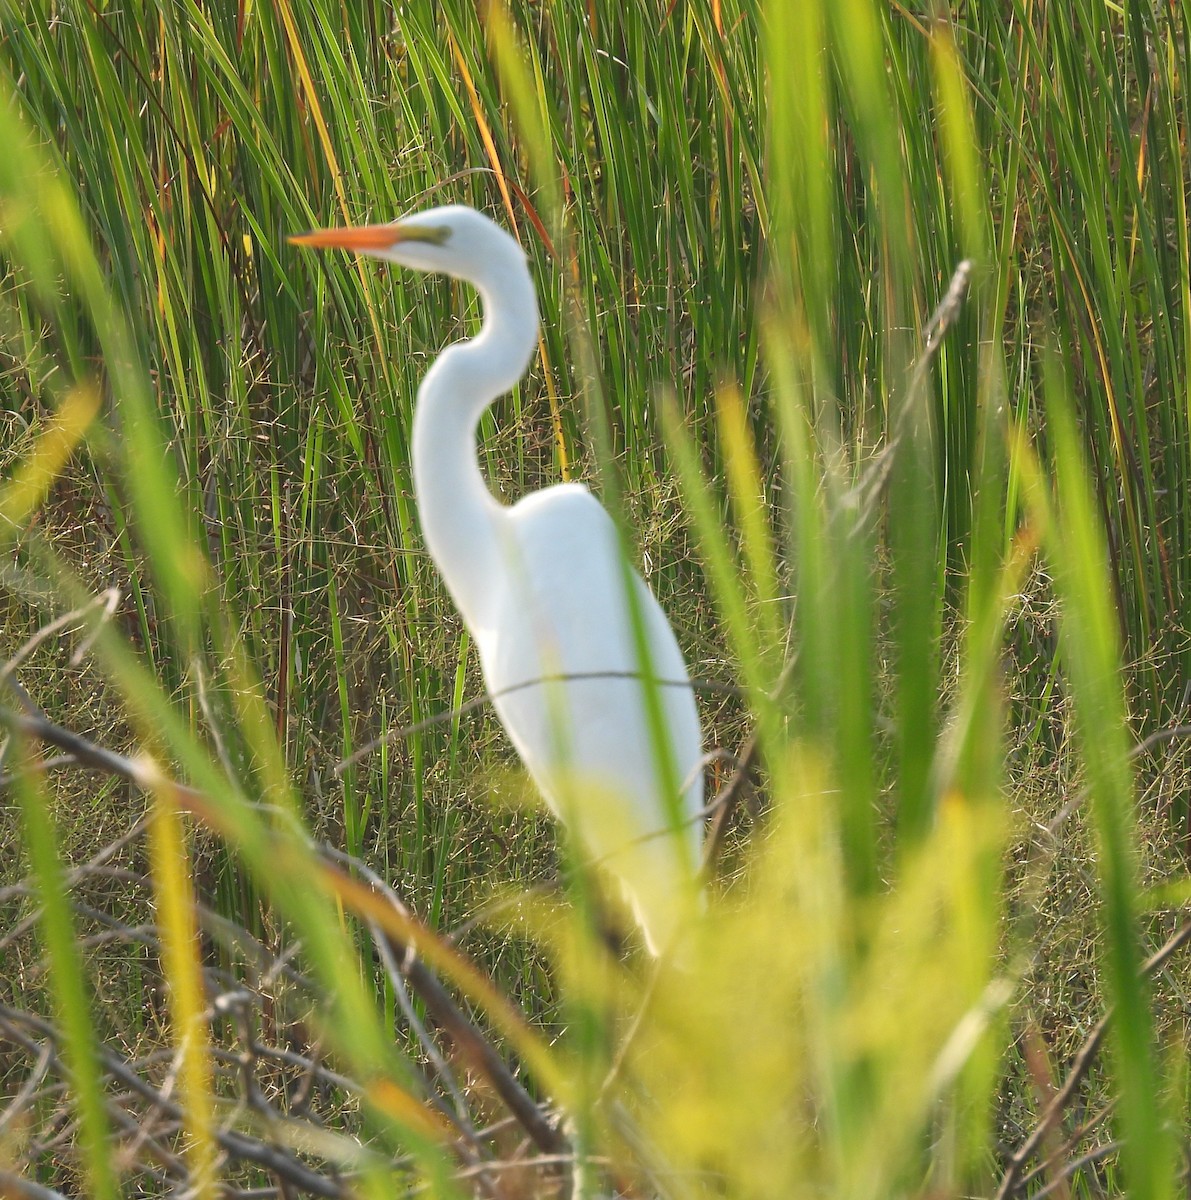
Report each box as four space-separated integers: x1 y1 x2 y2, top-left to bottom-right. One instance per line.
291 205 703 955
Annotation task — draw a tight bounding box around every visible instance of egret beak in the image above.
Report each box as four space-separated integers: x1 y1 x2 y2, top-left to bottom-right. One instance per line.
288 221 450 251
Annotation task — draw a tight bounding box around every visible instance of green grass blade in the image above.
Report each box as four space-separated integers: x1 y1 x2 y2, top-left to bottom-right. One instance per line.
11 749 119 1200
1030 356 1174 1199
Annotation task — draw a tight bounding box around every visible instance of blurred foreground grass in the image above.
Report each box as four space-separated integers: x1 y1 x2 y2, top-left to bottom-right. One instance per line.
3 1 1191 1196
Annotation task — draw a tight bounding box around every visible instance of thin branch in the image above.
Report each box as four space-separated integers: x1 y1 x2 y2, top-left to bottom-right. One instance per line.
0 1039 53 1135
844 260 973 525
701 729 761 876
372 929 479 1136
0 704 163 792
0 589 119 689
1046 722 1191 837
0 1005 353 1199
1028 1141 1123 1200
0 1168 71 1200
319 848 568 1160
1017 1102 1115 1194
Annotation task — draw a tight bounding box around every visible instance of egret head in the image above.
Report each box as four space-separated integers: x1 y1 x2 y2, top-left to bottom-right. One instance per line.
289 204 527 286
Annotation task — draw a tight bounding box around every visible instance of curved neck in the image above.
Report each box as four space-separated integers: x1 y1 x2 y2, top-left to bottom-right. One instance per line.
411 268 538 632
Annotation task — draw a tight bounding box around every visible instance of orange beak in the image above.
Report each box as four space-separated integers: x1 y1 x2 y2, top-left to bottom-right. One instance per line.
288 221 448 251
288 224 406 251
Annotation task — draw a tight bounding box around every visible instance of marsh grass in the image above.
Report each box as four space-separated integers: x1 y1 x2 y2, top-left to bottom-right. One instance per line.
3 0 1191 1196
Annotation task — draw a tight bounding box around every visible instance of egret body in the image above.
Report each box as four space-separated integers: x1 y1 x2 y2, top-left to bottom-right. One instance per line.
291 205 703 955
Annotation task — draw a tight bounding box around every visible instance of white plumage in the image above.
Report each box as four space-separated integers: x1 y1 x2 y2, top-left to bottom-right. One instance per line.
292 205 703 954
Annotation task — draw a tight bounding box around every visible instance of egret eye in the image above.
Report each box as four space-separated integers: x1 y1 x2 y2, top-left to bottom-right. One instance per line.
402 222 451 246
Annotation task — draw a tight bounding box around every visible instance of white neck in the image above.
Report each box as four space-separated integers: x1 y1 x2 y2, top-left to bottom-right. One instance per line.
411 264 539 632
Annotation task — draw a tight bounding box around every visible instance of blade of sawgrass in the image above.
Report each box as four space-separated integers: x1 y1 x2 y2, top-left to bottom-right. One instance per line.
660 391 773 719
770 329 879 904
927 19 1014 1182
11 752 119 1200
1159 16 1191 628
759 10 1016 1188
1022 353 1175 1199
716 383 785 661
0 384 101 541
765 0 832 381
764 336 888 1173
145 799 219 1197
764 0 879 904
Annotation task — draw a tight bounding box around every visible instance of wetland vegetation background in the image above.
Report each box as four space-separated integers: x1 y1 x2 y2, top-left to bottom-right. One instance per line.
4 2 1191 1196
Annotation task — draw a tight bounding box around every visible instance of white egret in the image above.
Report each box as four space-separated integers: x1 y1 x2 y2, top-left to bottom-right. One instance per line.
291 205 703 955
